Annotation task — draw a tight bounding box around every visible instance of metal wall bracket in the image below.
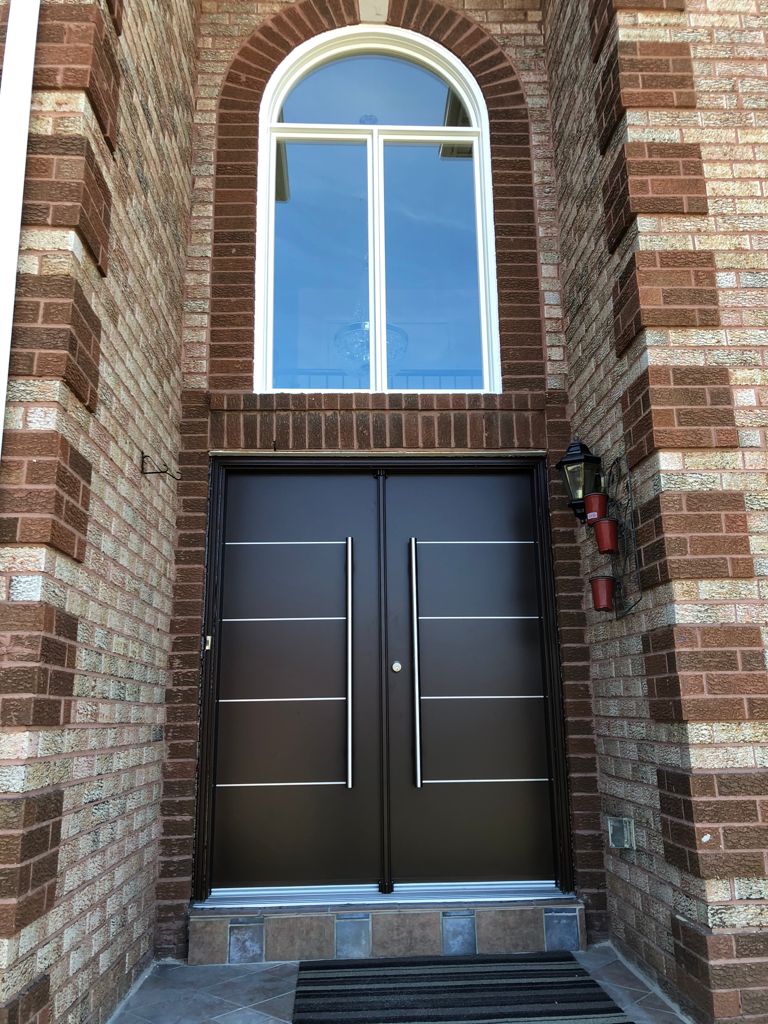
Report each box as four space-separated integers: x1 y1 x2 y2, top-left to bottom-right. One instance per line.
141 450 181 481
605 455 642 619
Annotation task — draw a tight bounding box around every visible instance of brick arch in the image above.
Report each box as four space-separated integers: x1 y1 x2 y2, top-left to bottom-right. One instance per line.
210 0 544 394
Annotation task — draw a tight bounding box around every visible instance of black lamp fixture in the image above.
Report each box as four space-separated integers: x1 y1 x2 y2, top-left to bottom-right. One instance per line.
556 439 603 522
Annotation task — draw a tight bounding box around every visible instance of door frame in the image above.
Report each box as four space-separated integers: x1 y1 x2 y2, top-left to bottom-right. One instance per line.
193 454 573 902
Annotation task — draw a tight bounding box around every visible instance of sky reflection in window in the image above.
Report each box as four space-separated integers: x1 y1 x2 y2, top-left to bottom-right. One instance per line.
273 142 370 390
280 54 471 127
384 143 483 390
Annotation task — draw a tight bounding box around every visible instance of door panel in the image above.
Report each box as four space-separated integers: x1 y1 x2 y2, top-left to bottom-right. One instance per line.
219 620 346 701
221 544 346 620
420 699 550 781
416 543 539 618
213 787 382 887
384 471 555 883
211 470 382 888
383 781 555 881
216 701 347 785
418 619 544 697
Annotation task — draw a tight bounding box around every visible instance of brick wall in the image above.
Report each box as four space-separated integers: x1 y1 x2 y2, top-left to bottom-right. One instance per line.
0 1 198 1022
603 142 709 253
0 975 52 1024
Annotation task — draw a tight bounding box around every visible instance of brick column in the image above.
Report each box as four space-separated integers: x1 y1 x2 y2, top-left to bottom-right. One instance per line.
0 1 195 1022
545 0 768 1021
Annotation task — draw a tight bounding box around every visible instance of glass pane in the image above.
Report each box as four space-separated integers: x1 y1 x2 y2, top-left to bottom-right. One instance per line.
383 143 484 390
273 142 370 390
281 55 471 127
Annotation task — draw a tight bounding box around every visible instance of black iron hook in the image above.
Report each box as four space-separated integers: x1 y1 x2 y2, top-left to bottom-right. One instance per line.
140 451 181 481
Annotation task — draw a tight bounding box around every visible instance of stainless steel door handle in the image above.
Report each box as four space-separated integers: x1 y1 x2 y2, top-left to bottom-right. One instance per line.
409 537 423 789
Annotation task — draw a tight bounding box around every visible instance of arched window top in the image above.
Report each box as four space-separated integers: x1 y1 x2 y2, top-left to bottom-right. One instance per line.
279 54 471 127
255 27 501 394
262 26 488 133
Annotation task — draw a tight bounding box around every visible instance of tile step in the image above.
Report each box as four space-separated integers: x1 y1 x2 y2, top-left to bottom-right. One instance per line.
187 900 586 964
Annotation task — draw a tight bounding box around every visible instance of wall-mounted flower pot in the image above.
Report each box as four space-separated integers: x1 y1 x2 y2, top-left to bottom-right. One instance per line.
584 492 608 524
594 517 619 554
590 575 615 612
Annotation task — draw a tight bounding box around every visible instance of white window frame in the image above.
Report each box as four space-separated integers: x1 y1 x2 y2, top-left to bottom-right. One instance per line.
254 25 502 394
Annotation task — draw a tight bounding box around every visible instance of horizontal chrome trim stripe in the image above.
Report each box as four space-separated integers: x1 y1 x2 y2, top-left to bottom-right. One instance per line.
199 880 568 909
419 615 540 621
222 617 344 622
421 695 544 700
417 540 534 545
217 781 346 787
225 540 345 546
219 697 344 703
423 778 549 784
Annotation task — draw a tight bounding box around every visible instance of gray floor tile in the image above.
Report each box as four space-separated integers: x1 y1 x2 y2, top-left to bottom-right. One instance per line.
597 980 644 1009
249 992 295 1021
592 960 652 994
630 1006 686 1024
595 979 686 1024
122 980 188 1016
122 968 248 1017
575 944 620 971
166 964 275 991
130 991 241 1024
209 1010 280 1024
633 991 687 1022
636 992 682 1013
205 964 298 1008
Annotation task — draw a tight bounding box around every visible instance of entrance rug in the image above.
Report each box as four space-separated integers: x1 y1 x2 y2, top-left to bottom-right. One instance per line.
291 952 633 1023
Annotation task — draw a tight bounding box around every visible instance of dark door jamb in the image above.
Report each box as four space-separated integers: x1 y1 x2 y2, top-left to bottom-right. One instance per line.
192 454 574 902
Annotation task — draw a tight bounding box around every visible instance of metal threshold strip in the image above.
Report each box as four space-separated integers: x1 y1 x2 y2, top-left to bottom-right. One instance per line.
197 881 572 909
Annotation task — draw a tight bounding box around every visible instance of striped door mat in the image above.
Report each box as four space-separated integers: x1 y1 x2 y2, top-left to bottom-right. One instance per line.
292 953 632 1024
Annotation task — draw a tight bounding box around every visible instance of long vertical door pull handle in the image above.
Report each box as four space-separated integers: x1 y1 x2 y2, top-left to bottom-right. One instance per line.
346 537 353 789
409 538 423 789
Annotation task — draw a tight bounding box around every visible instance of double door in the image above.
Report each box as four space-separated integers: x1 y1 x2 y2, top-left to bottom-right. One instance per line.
204 463 564 893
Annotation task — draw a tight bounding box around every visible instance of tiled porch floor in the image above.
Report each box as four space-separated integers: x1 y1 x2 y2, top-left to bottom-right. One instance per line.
108 944 691 1024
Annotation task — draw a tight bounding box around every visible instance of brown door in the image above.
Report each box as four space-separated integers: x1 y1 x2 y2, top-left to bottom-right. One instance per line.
207 465 557 892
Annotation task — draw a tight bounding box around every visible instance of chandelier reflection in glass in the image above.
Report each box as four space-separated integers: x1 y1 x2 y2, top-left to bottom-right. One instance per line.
334 319 408 371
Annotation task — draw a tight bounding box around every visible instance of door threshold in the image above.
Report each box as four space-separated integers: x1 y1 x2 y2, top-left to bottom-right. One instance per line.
196 881 572 909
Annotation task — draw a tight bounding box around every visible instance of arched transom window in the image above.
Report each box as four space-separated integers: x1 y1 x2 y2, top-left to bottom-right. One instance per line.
255 27 501 393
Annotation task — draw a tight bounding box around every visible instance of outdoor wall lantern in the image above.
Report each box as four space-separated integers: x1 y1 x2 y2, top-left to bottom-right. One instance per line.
555 439 603 523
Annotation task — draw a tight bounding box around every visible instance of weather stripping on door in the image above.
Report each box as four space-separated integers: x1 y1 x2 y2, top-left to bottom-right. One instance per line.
201 881 567 909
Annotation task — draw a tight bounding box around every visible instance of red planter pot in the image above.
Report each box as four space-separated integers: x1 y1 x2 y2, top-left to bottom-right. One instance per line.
590 576 615 612
594 517 619 554
584 492 608 524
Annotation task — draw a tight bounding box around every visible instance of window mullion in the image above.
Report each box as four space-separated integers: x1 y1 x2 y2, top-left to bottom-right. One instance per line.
372 128 388 393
